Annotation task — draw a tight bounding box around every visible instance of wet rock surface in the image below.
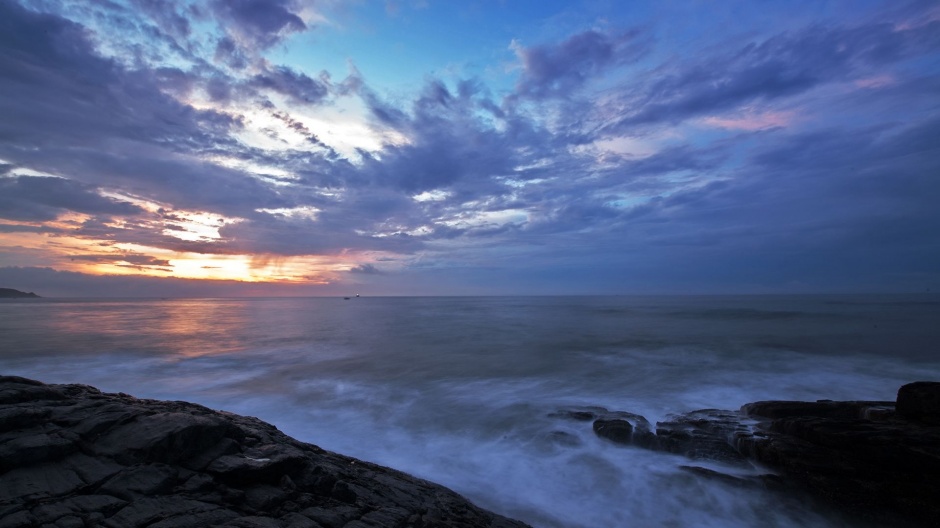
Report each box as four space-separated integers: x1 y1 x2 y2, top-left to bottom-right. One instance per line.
737 395 940 527
554 381 940 527
0 376 530 528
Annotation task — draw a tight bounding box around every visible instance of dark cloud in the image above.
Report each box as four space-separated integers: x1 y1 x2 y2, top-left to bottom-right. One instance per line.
602 20 940 132
210 0 306 51
214 36 249 69
512 29 648 99
67 253 172 271
250 65 330 105
0 176 144 222
0 1 289 221
357 78 549 197
0 2 238 149
0 223 61 234
591 115 940 290
349 264 382 275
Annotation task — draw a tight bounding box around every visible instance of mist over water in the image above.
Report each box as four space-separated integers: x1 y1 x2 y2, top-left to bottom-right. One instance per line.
2 295 938 527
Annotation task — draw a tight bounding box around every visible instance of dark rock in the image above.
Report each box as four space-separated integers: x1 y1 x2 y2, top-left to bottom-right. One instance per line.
0 461 88 502
98 464 179 500
592 419 633 444
299 505 359 528
100 497 221 528
548 407 607 421
330 481 357 503
741 399 894 421
0 407 51 432
53 515 84 528
0 380 68 405
677 465 783 490
358 506 410 526
0 510 36 528
550 406 655 449
652 409 750 464
225 516 283 527
93 412 233 465
0 376 530 528
147 509 240 528
243 484 289 511
897 381 940 423
280 474 297 491
0 431 79 471
559 383 940 527
735 397 940 526
180 473 216 493
207 444 307 485
279 512 323 528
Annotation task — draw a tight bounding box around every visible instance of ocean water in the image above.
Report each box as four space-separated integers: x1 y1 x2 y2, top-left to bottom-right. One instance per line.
1 295 938 527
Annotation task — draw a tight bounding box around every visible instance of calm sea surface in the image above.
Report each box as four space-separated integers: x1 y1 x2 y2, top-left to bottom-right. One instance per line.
1 295 938 527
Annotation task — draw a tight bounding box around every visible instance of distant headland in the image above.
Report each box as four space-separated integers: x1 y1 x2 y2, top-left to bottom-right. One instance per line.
0 288 40 298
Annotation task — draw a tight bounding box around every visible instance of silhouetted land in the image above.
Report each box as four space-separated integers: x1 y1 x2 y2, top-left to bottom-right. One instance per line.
0 288 39 298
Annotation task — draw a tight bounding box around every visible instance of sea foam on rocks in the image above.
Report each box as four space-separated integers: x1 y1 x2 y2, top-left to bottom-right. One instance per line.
553 381 940 527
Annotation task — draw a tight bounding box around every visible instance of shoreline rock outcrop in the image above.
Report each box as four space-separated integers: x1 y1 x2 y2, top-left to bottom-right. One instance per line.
0 376 530 528
556 381 940 527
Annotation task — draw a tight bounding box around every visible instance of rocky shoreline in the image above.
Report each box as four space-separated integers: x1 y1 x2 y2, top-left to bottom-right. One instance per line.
553 381 940 527
0 376 530 528
3 376 938 527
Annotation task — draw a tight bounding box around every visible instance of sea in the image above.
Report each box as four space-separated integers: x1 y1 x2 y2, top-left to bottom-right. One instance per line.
1 295 938 527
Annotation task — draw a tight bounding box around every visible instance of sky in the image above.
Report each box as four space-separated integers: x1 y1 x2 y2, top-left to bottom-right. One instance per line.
0 0 938 297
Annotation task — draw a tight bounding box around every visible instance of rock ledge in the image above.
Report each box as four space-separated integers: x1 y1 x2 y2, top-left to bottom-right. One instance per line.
0 376 530 528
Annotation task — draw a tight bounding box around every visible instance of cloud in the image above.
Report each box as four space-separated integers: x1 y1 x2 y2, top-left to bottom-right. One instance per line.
349 263 382 274
0 2 290 218
66 252 173 272
0 176 145 222
210 0 307 52
0 1 937 294
601 20 940 132
214 36 250 69
700 109 795 131
0 223 61 234
132 0 193 41
0 266 346 298
511 29 648 99
250 65 330 105
0 2 240 150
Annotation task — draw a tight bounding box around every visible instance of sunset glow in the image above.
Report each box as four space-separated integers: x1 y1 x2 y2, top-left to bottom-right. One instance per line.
0 0 937 296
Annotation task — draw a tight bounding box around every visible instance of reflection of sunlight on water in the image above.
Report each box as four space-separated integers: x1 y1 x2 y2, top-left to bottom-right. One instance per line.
6 298 369 359
39 300 253 357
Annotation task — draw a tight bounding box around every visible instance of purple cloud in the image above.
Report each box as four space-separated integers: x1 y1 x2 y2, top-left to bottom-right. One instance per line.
250 65 330 105
0 0 937 294
602 20 940 132
512 29 648 99
349 264 382 275
210 0 306 51
0 176 144 222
